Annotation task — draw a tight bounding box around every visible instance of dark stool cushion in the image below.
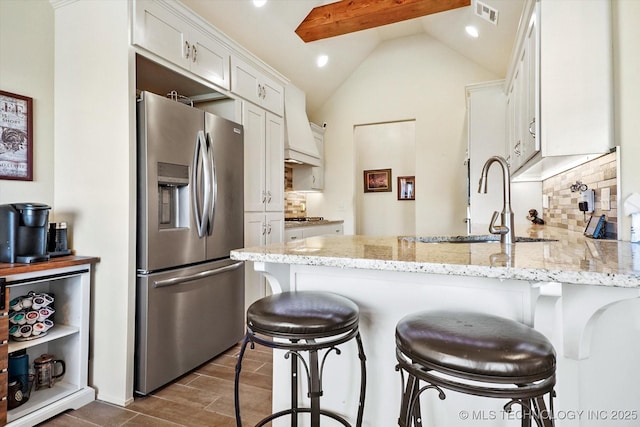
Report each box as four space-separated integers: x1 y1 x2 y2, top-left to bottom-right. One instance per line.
248 291 359 338
396 311 555 381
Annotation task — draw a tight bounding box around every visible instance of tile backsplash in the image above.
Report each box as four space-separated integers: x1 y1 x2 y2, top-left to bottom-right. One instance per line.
285 166 307 218
542 151 617 236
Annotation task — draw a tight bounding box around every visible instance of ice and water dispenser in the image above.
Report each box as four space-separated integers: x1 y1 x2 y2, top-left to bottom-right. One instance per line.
157 162 190 229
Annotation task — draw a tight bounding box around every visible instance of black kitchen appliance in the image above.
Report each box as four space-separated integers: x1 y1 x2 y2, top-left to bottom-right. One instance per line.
0 203 51 263
48 222 71 257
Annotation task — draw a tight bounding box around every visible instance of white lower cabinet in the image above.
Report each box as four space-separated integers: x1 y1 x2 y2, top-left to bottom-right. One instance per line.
284 223 344 242
244 212 283 306
5 263 94 426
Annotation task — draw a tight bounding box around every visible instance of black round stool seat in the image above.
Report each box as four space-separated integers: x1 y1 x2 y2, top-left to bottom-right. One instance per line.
396 311 556 383
395 310 556 427
235 291 367 427
247 291 360 338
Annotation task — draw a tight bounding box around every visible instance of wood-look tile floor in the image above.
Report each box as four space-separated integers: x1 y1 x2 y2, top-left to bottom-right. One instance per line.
35 342 272 427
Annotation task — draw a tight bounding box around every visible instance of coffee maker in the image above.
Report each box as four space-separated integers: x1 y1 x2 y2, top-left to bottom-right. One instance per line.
0 203 51 263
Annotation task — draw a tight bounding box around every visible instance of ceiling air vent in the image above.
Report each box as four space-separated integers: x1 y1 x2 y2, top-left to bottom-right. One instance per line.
475 0 499 25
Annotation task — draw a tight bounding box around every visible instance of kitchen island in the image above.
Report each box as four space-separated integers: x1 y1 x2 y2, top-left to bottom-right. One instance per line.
231 226 640 426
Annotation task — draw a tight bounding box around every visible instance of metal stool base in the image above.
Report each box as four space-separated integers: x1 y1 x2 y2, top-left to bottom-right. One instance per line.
396 348 555 427
235 326 367 427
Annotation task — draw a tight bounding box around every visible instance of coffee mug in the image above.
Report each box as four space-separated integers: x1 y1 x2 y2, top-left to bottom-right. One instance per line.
8 352 30 394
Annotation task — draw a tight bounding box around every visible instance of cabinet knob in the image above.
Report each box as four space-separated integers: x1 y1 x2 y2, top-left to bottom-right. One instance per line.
267 190 272 203
192 45 197 63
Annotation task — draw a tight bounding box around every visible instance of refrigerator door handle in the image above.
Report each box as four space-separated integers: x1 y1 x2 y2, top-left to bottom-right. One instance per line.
205 132 217 236
152 261 244 288
192 131 211 238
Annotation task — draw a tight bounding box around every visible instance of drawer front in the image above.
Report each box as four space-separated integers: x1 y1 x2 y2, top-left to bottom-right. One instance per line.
0 397 6 426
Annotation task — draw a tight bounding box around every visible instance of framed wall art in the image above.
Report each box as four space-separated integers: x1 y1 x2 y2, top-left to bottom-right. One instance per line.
398 176 415 200
0 90 33 181
363 168 392 193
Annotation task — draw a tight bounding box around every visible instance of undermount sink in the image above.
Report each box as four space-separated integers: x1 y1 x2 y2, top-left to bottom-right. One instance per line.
406 235 558 244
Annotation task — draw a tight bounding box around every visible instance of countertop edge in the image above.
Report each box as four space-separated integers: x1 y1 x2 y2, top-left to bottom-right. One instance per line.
284 219 344 229
230 249 640 288
0 255 101 276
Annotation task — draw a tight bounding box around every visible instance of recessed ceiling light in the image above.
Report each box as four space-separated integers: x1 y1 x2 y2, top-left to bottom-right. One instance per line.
317 54 329 68
465 26 479 38
253 0 267 7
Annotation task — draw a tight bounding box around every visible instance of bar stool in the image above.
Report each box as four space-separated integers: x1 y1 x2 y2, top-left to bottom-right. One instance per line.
395 311 556 427
234 291 367 426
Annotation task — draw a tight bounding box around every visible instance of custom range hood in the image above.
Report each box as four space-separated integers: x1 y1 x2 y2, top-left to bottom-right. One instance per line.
284 84 321 167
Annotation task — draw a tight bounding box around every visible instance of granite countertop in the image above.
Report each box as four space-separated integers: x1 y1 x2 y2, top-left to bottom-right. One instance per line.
284 219 344 229
231 225 640 288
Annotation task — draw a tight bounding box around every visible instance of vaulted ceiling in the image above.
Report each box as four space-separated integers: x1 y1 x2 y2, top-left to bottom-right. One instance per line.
180 0 524 113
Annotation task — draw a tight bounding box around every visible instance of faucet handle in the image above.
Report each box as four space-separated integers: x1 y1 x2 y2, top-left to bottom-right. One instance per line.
489 211 509 235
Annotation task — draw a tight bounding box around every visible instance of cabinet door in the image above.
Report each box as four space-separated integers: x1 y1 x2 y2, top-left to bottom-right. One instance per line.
265 112 284 212
540 0 613 157
231 57 262 106
231 56 284 116
520 16 538 165
260 75 284 117
284 228 304 242
133 0 190 69
505 86 514 168
292 125 324 191
266 213 284 245
243 213 266 308
189 26 231 90
242 102 267 212
511 65 523 170
506 80 519 170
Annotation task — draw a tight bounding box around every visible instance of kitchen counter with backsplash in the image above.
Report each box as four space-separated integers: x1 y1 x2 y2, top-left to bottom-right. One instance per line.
232 226 640 425
232 225 639 287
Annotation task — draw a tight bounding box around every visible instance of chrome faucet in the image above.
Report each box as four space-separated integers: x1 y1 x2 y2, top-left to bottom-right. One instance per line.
478 156 515 244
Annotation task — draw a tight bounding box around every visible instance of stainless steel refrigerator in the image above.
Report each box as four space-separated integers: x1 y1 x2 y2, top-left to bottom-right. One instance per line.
135 91 244 395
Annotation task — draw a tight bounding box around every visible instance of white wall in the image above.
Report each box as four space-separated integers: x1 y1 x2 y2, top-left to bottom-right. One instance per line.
307 34 498 236
355 120 415 236
1 0 135 406
0 0 54 207
53 0 135 406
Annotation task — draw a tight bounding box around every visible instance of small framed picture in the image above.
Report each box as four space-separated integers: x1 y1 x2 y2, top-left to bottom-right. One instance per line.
0 90 33 181
363 168 392 193
398 176 415 200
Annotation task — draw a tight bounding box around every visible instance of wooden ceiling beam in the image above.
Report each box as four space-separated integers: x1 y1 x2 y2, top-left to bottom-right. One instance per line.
295 0 471 42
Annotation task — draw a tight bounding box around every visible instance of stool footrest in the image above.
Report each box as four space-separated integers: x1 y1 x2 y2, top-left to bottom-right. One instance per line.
255 407 352 427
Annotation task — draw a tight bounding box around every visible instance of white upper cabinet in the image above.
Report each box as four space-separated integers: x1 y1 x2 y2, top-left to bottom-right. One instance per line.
242 102 284 212
539 0 612 157
231 56 284 116
133 0 230 90
506 7 536 172
508 0 613 181
293 123 325 191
